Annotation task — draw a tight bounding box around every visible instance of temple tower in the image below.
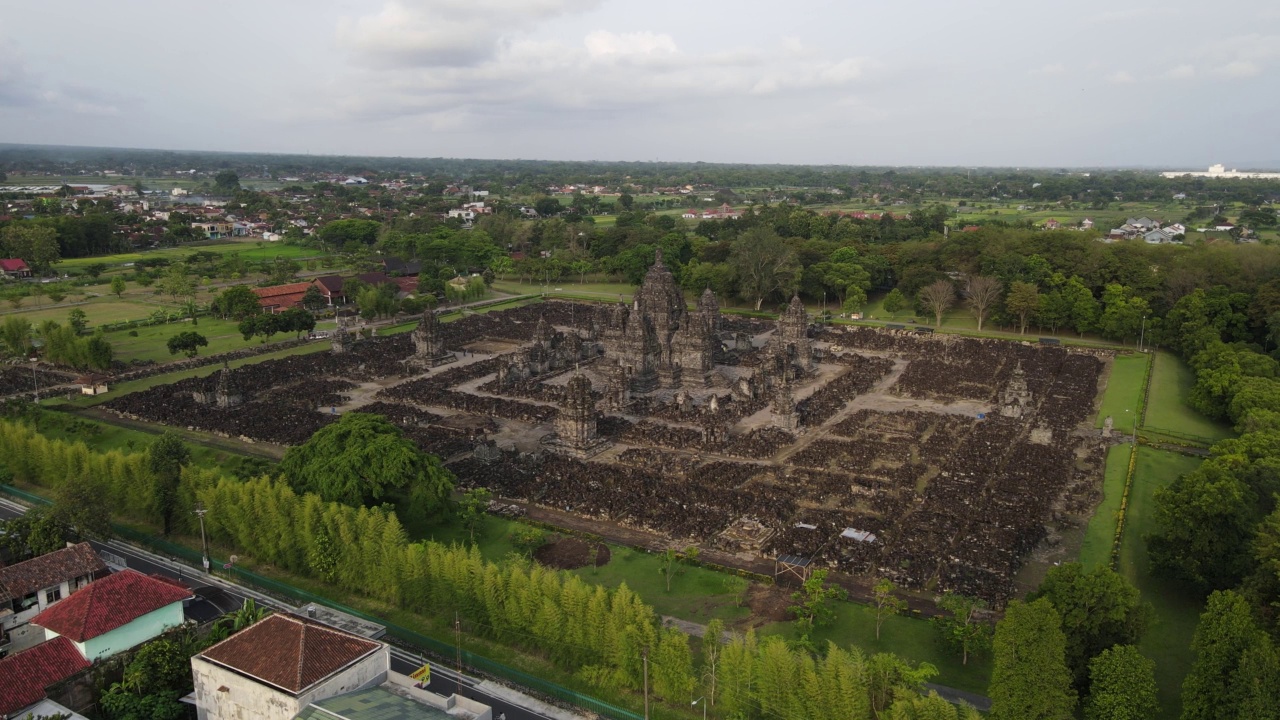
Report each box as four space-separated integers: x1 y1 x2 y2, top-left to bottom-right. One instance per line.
546 371 612 458
999 362 1033 419
407 309 457 369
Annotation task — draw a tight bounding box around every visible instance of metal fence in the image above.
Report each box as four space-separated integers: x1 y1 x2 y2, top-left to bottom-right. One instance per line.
0 484 643 720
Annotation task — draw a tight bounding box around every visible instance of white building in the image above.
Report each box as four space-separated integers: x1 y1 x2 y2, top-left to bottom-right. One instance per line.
191 614 389 720
1161 164 1280 179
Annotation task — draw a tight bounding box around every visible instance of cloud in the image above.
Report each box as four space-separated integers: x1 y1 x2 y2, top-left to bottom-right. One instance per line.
1216 60 1260 77
1165 64 1195 79
1032 63 1066 76
0 36 122 115
584 30 677 59
1107 70 1135 84
337 0 602 68
324 25 872 125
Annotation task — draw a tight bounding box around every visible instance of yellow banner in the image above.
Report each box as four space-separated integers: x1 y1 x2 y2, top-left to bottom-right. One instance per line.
410 663 431 682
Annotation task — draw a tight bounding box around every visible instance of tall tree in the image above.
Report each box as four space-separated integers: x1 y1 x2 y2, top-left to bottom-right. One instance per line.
1085 645 1158 720
964 275 1002 331
0 316 32 357
1029 563 1149 691
918 280 955 327
148 432 191 535
933 593 991 665
989 598 1077 720
0 225 61 273
729 227 801 310
279 412 454 520
1181 590 1261 720
788 568 847 637
872 578 907 640
1006 281 1041 334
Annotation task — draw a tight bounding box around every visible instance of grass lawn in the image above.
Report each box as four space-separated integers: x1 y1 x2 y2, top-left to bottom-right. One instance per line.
757 604 992 695
0 299 155 326
569 545 752 625
1096 352 1148 433
101 318 271 363
56 242 324 272
1079 444 1133 569
1145 351 1234 442
492 279 636 301
1117 447 1206 718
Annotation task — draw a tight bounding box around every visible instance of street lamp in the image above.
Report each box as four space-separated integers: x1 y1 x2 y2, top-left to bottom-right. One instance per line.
691 697 707 720
30 356 39 402
1138 315 1147 352
194 504 211 572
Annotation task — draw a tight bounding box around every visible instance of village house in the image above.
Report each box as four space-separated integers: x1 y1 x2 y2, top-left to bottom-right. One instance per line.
252 282 315 313
30 569 191 662
0 258 31 279
0 636 91 719
0 543 108 636
193 221 234 239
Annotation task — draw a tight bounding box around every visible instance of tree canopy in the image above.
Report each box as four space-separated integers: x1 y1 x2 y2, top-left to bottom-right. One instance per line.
279 412 454 521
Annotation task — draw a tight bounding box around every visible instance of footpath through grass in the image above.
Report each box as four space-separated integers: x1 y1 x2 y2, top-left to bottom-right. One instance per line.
1095 352 1147 433
1116 447 1206 718
1145 351 1234 442
1079 444 1133 569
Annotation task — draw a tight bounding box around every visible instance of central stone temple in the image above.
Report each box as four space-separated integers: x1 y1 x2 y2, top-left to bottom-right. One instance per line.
406 308 457 369
599 249 721 391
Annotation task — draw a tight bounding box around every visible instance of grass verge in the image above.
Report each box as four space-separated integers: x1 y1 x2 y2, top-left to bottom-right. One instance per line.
1145 351 1233 442
1117 447 1205 718
1096 353 1148 433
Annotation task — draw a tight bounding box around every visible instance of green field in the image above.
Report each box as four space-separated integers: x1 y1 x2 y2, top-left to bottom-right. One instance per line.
0 299 165 326
56 241 324 272
1145 351 1234 442
101 317 316 363
1116 447 1206 718
1079 444 1133 569
1096 352 1148 433
757 603 992 694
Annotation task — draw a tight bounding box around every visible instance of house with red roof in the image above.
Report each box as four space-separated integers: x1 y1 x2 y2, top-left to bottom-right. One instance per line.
0 258 31 279
252 282 315 314
0 636 90 718
191 613 389 720
31 569 191 662
1 542 107 634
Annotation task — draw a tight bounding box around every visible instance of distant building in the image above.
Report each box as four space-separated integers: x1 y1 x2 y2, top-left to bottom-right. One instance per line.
1162 164 1280 179
0 258 31 279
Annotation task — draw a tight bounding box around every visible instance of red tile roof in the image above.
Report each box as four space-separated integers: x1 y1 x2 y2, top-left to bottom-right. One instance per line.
0 637 91 716
252 282 314 300
199 614 382 694
0 543 107 604
31 569 191 642
0 258 30 272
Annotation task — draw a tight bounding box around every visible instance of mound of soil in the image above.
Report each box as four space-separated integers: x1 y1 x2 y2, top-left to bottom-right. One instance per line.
533 537 611 570
745 584 793 624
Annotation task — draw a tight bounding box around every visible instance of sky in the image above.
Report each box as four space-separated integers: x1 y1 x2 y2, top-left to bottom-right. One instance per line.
1 0 1277 168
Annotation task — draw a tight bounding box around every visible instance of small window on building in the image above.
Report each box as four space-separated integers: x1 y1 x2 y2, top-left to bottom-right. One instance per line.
19 592 38 610
47 586 62 603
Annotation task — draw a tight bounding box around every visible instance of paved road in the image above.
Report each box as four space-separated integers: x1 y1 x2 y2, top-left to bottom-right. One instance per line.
0 498 579 720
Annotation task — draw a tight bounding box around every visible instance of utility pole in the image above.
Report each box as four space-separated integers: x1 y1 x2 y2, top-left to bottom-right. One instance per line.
454 612 463 697
642 648 649 720
193 504 210 572
1138 315 1147 352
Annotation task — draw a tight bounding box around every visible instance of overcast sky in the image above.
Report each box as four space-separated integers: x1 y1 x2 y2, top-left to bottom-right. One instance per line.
1 0 1277 168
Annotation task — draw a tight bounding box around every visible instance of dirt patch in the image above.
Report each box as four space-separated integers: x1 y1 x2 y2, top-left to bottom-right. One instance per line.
744 583 793 625
533 537 611 570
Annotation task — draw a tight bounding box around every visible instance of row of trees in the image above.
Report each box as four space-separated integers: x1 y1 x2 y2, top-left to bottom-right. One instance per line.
0 315 113 370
